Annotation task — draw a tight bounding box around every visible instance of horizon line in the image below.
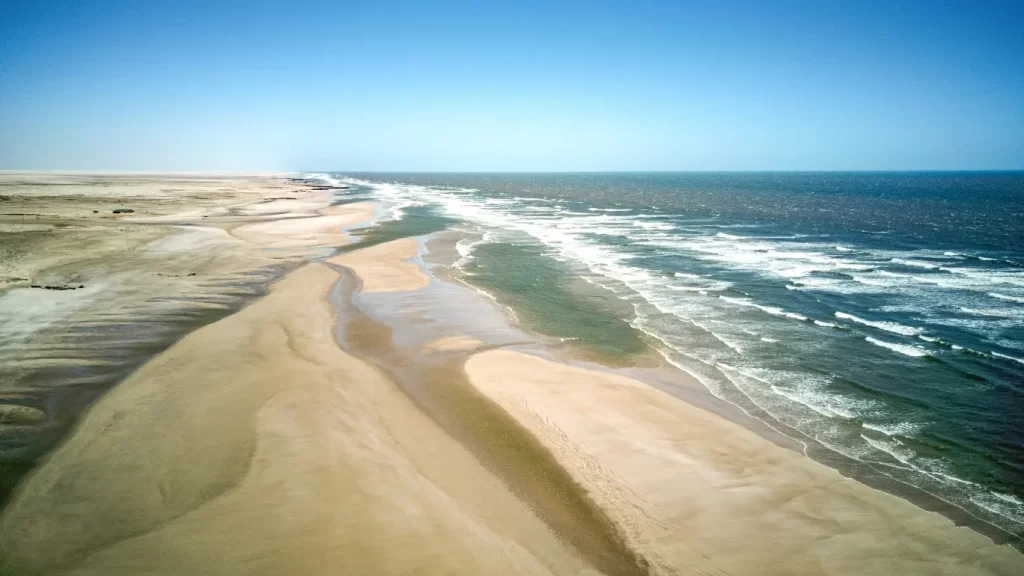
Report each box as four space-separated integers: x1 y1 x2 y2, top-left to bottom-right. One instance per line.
3 168 1023 175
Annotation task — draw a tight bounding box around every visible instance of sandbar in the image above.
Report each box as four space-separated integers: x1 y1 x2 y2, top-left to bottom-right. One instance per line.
464 349 1024 575
0 263 589 575
329 237 429 292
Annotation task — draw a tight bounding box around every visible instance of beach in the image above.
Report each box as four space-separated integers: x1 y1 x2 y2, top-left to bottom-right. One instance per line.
1 173 1022 575
0 172 373 502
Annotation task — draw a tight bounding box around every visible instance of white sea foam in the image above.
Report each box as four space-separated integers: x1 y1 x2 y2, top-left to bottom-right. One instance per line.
719 296 809 321
633 221 675 230
865 336 930 358
959 307 1013 318
771 385 846 419
862 421 924 436
641 234 877 283
890 258 940 269
512 196 555 203
861 434 916 466
989 292 1024 303
970 492 1024 525
302 172 344 187
994 492 1024 505
992 352 1024 366
453 231 496 270
834 312 922 336
939 267 1024 287
848 275 892 288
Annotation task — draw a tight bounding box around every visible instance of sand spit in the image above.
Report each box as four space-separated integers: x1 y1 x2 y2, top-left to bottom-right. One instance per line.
0 263 591 575
329 237 429 292
333 261 648 576
464 350 1024 575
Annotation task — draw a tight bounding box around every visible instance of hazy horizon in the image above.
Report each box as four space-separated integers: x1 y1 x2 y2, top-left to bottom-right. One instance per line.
2 0 1022 171
4 169 1024 175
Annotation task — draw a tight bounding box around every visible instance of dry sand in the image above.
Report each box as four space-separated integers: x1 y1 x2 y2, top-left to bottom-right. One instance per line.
329 237 429 292
229 203 376 250
0 262 591 575
464 350 1024 575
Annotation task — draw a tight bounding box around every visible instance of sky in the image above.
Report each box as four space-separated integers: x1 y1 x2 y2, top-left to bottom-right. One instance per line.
1 0 1022 171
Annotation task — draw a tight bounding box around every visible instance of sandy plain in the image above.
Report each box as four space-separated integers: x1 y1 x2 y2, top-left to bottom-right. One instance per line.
0 172 371 500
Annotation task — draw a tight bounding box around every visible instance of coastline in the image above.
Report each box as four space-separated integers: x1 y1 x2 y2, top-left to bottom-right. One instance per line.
0 261 591 575
0 174 1021 574
338 229 1024 574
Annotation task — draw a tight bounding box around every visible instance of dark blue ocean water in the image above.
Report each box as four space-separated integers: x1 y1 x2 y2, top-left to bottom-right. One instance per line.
323 172 1024 541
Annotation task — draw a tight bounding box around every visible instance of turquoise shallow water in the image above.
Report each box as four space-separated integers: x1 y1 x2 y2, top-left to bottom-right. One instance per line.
314 172 1024 543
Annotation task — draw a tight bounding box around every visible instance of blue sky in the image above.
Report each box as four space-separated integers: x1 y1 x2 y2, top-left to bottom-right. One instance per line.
1 0 1022 171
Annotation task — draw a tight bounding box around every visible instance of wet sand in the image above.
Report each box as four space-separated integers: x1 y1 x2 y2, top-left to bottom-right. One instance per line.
336 235 1024 575
329 236 429 292
465 350 1024 575
0 263 590 575
2 181 1022 575
0 172 371 502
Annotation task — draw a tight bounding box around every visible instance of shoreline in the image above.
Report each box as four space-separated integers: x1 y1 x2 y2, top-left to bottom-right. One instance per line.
0 261 589 575
421 227 1024 550
334 230 1024 572
0 173 1021 574
327 257 646 575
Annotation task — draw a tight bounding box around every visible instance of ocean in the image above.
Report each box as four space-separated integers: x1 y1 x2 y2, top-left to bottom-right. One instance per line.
316 171 1024 542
